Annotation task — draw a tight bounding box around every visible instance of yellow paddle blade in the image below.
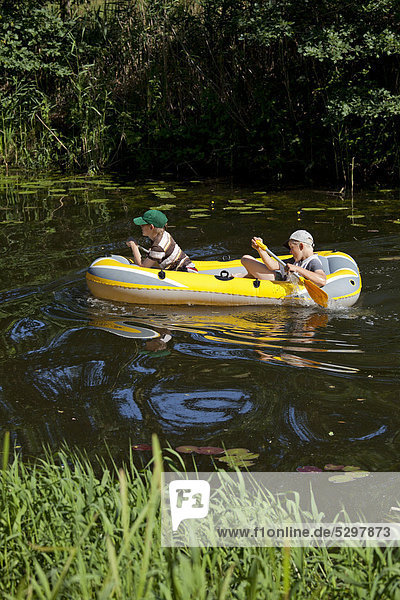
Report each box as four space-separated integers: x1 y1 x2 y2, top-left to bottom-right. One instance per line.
301 277 329 308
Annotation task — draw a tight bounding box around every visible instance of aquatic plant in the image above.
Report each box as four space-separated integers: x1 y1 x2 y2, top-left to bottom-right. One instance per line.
1 1 400 185
1 435 400 598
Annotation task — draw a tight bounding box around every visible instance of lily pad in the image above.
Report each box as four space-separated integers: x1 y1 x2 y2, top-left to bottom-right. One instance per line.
329 470 369 483
196 446 225 455
349 471 369 479
223 448 251 456
346 214 365 218
132 444 152 451
296 466 323 472
324 464 345 471
217 456 256 468
150 204 176 210
173 188 187 192
342 465 361 471
326 206 350 210
175 445 199 454
328 474 352 483
190 213 209 218
300 207 324 211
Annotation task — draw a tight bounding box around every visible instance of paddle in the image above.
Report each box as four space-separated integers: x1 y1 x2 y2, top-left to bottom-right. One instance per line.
126 237 150 254
254 240 329 308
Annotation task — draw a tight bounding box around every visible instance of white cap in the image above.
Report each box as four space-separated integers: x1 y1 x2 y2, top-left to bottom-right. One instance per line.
284 230 314 249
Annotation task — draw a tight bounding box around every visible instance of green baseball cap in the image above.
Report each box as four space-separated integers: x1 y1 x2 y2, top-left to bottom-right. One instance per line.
133 209 168 228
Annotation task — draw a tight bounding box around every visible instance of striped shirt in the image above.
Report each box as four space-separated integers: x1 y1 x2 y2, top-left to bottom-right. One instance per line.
149 231 196 271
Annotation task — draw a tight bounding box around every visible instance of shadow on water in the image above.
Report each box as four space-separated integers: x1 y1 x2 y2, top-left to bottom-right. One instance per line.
0 176 399 471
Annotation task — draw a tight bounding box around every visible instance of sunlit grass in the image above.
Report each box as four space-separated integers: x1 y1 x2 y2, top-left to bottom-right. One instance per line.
0 435 399 598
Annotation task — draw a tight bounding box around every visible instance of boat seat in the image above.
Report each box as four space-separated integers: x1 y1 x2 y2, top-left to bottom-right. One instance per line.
317 255 331 275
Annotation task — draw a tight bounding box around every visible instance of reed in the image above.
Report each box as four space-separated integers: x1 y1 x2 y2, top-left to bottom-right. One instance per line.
0 434 399 599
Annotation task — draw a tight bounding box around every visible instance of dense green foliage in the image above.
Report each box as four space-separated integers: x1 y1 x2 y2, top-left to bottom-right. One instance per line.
1 439 400 598
1 0 400 185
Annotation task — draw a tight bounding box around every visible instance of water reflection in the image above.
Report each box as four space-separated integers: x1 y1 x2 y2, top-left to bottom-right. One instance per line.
0 177 399 471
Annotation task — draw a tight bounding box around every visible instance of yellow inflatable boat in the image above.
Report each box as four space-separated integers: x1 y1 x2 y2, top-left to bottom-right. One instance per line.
86 250 361 307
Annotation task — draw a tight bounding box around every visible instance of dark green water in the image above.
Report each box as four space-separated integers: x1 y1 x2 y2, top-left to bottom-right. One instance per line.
0 174 399 471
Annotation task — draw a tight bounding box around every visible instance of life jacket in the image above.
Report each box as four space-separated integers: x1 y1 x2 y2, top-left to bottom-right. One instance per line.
279 254 323 280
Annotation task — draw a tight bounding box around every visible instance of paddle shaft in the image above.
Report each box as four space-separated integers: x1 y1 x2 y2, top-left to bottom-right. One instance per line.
255 241 301 278
126 237 149 254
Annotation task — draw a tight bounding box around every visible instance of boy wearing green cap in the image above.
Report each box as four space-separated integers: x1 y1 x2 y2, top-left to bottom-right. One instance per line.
127 209 197 272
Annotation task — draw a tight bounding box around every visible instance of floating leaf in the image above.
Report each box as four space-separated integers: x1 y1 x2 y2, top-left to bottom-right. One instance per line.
196 446 225 455
326 206 350 210
175 445 199 454
342 465 361 471
346 214 365 218
228 199 245 204
190 213 209 218
379 256 400 261
217 456 256 468
328 474 352 483
89 199 109 203
68 187 88 191
349 471 369 479
324 464 345 471
150 204 176 210
392 220 400 224
223 448 251 456
300 207 324 212
296 466 323 472
173 188 187 192
132 444 152 451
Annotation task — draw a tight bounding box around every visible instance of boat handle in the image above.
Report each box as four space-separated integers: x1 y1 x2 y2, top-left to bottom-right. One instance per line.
214 270 234 281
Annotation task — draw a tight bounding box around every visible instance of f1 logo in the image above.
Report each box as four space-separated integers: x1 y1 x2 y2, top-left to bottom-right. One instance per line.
169 480 210 531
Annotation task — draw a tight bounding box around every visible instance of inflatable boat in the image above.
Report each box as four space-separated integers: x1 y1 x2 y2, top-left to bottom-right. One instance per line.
86 250 361 307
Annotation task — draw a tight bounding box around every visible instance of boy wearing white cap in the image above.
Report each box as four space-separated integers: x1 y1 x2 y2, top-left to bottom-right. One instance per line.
240 229 327 287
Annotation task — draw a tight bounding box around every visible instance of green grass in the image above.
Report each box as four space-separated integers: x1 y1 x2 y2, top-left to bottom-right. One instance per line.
0 436 399 599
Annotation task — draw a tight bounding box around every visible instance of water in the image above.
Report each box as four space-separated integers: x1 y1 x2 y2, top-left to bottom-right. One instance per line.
0 174 399 471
